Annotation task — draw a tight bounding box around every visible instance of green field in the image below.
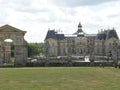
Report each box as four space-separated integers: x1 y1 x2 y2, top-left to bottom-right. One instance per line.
0 67 120 90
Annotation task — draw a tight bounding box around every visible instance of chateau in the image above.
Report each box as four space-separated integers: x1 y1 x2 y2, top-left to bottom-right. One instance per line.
44 22 120 62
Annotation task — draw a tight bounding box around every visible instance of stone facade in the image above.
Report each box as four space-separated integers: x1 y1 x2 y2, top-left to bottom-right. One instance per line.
44 22 120 62
1 45 11 64
0 24 28 66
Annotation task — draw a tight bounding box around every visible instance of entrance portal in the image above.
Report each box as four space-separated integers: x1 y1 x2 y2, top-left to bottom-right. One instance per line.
0 24 28 66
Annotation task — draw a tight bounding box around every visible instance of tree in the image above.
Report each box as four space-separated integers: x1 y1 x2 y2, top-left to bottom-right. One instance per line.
28 43 44 57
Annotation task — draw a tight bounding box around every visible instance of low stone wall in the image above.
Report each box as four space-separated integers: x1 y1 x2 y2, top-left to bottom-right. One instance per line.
26 61 114 67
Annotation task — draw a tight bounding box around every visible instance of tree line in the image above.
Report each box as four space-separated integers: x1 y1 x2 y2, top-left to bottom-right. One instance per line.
28 43 44 57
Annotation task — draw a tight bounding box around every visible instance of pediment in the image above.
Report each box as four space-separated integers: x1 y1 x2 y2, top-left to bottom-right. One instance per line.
0 24 26 33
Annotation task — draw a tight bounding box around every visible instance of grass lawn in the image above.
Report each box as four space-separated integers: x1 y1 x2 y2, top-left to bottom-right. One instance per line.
0 67 120 90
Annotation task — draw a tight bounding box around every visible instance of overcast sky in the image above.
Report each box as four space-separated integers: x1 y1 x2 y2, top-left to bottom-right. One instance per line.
0 0 120 42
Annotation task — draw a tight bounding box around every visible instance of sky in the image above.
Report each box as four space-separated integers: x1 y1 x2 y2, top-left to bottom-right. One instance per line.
0 0 120 42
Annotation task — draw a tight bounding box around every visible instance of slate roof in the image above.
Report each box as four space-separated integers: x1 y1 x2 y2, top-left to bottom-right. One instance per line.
77 29 83 33
96 29 119 40
74 22 84 35
106 29 119 39
96 31 107 40
45 30 65 40
45 29 119 41
78 22 82 27
45 30 57 40
56 34 65 40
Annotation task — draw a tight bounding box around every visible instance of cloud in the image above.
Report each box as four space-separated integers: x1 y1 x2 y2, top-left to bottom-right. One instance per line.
0 0 120 42
50 0 117 7
108 14 120 18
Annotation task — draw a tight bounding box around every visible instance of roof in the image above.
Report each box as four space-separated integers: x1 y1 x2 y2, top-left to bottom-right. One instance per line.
77 29 83 33
96 31 107 40
106 29 119 39
45 30 57 40
0 24 26 33
45 29 119 41
56 34 65 40
45 30 65 40
74 22 84 35
96 29 119 40
78 22 82 27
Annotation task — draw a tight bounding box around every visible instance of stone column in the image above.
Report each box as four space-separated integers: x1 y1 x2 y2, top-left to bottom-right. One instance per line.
14 39 28 66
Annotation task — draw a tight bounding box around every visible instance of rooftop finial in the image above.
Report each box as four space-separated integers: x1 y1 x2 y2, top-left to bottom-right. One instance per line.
78 22 82 28
113 27 115 30
77 22 83 33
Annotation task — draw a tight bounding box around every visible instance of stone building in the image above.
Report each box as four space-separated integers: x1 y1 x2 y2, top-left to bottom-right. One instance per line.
0 24 28 66
44 22 120 62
